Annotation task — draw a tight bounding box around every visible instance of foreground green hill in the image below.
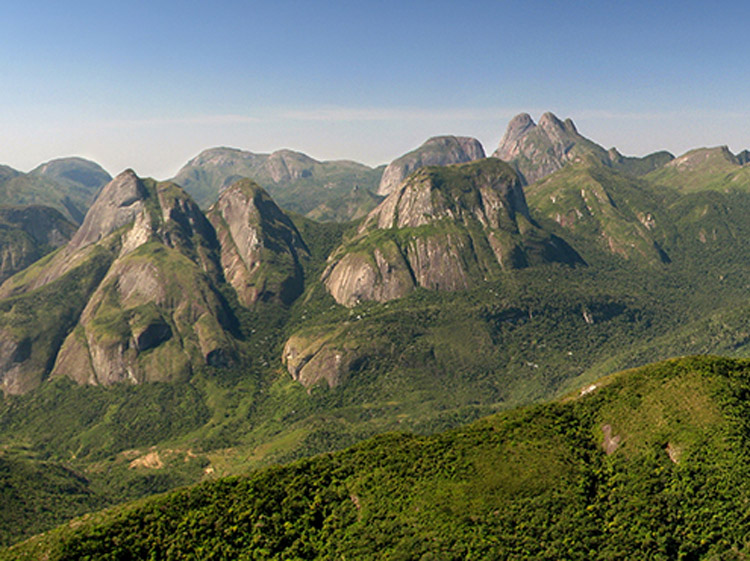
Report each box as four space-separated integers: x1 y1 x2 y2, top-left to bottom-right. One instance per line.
5 355 750 560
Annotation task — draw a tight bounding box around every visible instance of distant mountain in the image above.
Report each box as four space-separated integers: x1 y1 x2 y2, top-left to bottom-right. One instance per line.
376 135 485 196
171 147 383 219
0 205 77 283
0 157 111 223
30 157 111 194
645 145 750 192
493 112 673 184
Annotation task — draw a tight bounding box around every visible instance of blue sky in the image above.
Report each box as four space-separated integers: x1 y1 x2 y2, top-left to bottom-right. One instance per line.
1 0 749 178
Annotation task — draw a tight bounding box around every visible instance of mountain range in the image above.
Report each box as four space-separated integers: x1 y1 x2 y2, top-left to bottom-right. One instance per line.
4 112 750 555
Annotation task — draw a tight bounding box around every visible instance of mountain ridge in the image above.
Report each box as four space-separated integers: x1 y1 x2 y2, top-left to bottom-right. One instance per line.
493 112 675 184
171 146 383 219
0 157 111 223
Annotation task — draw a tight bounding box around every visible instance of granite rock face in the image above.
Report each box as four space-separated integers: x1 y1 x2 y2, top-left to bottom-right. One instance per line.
208 179 309 307
492 112 609 184
323 158 583 307
377 136 486 196
0 171 239 393
68 170 147 251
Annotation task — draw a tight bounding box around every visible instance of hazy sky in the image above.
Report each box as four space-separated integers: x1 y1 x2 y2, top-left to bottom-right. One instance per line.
2 0 750 178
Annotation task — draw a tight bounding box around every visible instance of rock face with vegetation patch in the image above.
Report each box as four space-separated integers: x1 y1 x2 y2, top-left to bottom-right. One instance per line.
282 326 369 388
493 112 674 184
323 158 583 307
207 178 310 307
0 170 240 393
525 158 673 265
377 136 485 196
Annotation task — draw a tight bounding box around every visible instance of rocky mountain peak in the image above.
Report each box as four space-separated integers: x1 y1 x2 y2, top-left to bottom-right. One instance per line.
366 158 529 232
503 113 536 140
68 169 147 251
208 178 309 306
377 135 486 196
538 111 566 132
492 112 610 184
323 158 581 307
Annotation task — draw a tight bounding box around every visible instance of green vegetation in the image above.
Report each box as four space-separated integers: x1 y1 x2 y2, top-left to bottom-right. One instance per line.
0 205 77 282
305 186 383 222
645 146 750 193
6 356 750 559
7 137 750 552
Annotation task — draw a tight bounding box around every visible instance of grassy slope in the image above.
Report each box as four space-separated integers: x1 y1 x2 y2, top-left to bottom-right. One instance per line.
645 147 750 193
5 356 750 560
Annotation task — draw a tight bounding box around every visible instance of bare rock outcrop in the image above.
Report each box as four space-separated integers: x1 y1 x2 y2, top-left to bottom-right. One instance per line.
282 325 376 389
208 179 309 306
492 112 610 185
68 170 147 251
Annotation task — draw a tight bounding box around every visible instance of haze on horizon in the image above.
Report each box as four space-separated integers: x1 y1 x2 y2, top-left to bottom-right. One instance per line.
2 0 749 179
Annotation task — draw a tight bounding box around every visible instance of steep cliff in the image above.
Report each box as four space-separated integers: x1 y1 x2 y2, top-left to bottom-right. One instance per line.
207 179 309 307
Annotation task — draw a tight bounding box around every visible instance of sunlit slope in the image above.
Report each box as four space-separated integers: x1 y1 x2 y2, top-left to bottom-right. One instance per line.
5 356 750 560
